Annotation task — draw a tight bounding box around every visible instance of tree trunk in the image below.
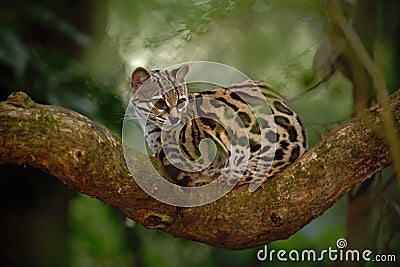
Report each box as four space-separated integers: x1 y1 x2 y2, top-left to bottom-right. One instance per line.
0 90 399 250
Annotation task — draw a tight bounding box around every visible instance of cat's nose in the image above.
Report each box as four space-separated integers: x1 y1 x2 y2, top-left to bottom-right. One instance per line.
169 116 179 124
169 108 180 124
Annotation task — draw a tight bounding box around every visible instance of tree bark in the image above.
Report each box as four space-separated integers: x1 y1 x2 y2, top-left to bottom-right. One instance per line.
0 90 399 250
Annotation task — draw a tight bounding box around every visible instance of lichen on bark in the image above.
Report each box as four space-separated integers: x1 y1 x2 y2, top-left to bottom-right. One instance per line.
0 90 399 249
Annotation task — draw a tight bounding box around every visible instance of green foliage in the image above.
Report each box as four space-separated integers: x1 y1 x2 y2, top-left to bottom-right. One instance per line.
0 1 124 134
67 194 133 267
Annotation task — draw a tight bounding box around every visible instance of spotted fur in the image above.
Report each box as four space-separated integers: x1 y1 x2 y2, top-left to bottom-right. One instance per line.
129 65 307 187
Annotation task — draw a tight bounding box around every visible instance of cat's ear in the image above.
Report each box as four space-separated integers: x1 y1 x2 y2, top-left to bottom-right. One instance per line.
131 67 151 92
174 64 189 82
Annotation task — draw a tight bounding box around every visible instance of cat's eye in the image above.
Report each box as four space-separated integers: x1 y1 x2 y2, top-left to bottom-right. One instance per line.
152 99 168 110
176 98 186 109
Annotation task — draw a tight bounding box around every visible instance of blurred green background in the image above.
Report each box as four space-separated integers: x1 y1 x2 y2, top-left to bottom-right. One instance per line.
0 0 399 266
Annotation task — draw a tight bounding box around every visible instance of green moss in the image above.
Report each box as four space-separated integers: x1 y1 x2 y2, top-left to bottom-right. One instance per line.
38 108 61 131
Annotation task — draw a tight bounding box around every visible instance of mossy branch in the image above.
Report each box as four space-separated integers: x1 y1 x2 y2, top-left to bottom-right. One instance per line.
0 90 399 249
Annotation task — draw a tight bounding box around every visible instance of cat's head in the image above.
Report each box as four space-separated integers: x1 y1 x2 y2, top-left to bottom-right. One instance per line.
130 64 189 129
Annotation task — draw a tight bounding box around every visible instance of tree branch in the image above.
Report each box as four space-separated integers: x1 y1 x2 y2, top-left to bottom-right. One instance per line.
1 90 399 249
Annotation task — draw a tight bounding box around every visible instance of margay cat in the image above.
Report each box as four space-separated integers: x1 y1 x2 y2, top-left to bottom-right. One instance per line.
129 64 307 189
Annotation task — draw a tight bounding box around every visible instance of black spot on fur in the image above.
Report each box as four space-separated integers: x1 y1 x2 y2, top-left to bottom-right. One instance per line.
274 116 298 142
180 123 188 143
302 128 307 148
287 126 298 142
230 91 248 105
274 149 284 160
148 128 161 134
289 145 300 162
200 117 217 130
274 115 290 127
236 155 245 165
273 161 286 167
280 140 289 150
261 146 272 153
238 136 248 146
296 115 307 149
216 97 239 112
262 91 279 99
265 131 278 143
238 111 252 127
273 100 293 115
261 156 273 162
250 124 261 134
178 176 192 186
193 94 203 105
257 117 269 128
250 143 261 152
200 90 217 95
